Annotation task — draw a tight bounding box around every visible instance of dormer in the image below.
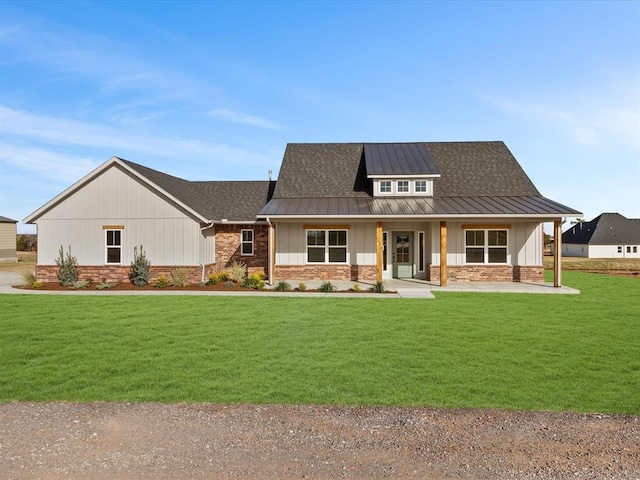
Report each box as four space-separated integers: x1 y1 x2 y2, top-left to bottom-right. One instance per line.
364 143 441 197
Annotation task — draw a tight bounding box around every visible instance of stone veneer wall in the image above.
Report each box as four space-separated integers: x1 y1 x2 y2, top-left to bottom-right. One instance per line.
274 264 377 282
427 265 544 283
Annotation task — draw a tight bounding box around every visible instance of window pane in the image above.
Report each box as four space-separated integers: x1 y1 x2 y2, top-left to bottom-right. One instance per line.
466 230 484 246
397 181 409 192
329 247 346 263
380 181 391 193
488 230 507 246
466 247 484 263
107 230 114 246
242 230 253 242
307 247 325 262
415 181 426 192
488 247 507 263
107 247 121 263
307 230 325 246
241 242 253 255
329 230 346 246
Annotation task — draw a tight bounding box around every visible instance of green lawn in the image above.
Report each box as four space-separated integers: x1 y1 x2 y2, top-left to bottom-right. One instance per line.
1 271 638 413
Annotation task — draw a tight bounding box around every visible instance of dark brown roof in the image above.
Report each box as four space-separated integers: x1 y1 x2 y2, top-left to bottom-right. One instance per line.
562 213 640 245
364 143 440 177
260 196 581 217
120 158 274 222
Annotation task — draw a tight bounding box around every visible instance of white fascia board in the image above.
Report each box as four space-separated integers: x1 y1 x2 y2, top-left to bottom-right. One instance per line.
367 174 441 179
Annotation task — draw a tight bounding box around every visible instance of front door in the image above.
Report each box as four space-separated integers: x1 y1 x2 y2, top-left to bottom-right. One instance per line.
393 232 413 278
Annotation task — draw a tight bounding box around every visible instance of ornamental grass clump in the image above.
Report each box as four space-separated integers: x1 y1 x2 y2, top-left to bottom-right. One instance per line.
55 245 78 286
170 268 191 287
275 281 291 292
228 261 247 283
129 245 151 287
318 281 337 293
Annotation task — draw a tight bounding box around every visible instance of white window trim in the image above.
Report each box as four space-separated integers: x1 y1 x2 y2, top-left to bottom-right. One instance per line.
397 180 409 193
306 229 349 264
105 229 123 265
464 229 509 265
373 178 433 196
379 180 392 193
241 229 254 256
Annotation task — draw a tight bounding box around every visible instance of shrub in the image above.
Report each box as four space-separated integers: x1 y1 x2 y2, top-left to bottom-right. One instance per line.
154 276 169 289
297 282 307 291
218 271 229 282
228 261 247 283
55 245 78 286
96 280 116 290
351 283 362 292
368 281 387 293
129 245 151 286
275 281 291 292
319 281 337 293
206 273 219 285
170 268 191 287
243 273 265 290
31 281 43 289
72 280 90 290
20 270 37 287
224 280 234 288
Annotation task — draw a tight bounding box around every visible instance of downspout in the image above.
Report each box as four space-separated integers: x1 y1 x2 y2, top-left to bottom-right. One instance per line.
266 217 274 285
200 221 215 283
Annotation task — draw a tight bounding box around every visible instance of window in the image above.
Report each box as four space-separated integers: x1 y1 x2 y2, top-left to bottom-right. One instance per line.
379 181 391 193
397 180 409 193
241 229 254 256
418 231 425 271
634 246 638 253
307 229 347 263
415 180 427 193
465 229 507 264
627 246 632 254
618 246 623 253
105 229 122 264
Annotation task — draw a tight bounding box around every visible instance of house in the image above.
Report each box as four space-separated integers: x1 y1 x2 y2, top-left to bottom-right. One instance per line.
560 213 640 258
24 141 581 286
0 216 18 263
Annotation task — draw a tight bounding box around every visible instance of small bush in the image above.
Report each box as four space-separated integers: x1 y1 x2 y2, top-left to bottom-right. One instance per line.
154 276 169 289
55 245 78 286
368 281 387 293
319 281 337 293
242 273 265 290
297 282 307 291
96 280 116 290
170 268 191 287
31 281 43 289
129 245 151 286
72 280 90 290
218 271 229 282
228 261 247 283
224 280 234 288
20 270 37 287
351 283 362 292
275 281 291 292
206 273 219 285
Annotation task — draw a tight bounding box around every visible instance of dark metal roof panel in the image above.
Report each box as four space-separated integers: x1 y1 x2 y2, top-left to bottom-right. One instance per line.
364 143 440 176
259 196 582 217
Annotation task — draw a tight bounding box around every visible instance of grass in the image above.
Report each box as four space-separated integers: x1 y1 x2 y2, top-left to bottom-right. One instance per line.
0 271 638 413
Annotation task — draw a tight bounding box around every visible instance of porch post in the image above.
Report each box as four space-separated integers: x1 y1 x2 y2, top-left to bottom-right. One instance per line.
268 221 276 285
376 222 383 283
440 221 447 287
554 220 562 287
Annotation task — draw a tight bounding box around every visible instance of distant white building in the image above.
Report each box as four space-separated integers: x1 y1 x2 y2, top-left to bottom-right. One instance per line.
561 213 640 258
0 216 18 263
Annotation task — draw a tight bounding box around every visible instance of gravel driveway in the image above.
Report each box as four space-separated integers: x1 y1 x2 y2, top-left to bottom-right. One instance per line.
0 402 638 479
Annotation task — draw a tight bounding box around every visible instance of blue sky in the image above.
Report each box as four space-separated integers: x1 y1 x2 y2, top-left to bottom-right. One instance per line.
1 0 638 233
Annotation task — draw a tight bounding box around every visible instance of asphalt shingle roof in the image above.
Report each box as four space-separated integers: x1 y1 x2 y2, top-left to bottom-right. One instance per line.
0 216 17 223
120 159 274 222
562 213 640 245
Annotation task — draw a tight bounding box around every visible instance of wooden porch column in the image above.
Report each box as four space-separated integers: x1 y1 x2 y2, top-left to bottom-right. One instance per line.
554 220 562 287
376 222 383 283
268 221 276 285
440 221 447 287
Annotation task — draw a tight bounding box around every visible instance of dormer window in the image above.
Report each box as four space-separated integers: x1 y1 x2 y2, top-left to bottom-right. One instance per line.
379 181 391 193
397 181 409 193
373 178 434 196
415 180 427 193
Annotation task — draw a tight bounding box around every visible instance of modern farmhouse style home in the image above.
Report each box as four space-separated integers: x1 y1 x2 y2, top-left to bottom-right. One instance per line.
561 213 640 258
24 141 581 286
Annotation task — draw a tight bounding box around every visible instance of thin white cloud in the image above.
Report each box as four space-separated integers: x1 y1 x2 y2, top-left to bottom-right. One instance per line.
208 108 285 131
0 144 99 182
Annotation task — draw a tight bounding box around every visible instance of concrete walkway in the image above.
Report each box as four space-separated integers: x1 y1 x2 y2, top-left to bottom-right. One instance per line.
0 272 579 298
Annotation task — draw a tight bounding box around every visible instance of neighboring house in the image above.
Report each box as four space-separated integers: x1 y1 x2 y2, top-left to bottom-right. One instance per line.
24 141 581 286
560 213 640 258
0 216 18 263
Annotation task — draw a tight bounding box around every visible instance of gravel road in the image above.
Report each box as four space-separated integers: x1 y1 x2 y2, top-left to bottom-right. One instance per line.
1 402 638 479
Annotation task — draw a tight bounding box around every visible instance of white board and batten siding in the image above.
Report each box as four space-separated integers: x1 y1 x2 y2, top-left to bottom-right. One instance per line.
430 221 543 266
36 166 214 266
